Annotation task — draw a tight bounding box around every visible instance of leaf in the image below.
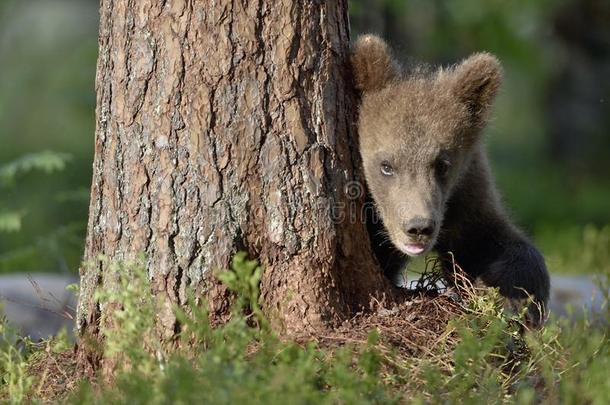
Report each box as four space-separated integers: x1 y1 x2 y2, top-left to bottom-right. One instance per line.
0 151 72 185
0 211 22 233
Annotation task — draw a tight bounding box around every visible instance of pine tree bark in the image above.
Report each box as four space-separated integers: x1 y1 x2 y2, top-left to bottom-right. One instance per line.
77 0 397 367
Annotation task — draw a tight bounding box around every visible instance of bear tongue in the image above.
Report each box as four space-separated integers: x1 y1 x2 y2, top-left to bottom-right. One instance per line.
404 243 426 256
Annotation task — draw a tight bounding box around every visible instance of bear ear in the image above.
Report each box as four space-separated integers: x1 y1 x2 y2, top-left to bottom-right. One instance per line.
351 34 400 92
449 52 502 126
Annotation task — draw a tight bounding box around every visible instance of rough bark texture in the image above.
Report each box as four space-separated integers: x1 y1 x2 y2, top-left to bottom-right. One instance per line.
77 0 397 364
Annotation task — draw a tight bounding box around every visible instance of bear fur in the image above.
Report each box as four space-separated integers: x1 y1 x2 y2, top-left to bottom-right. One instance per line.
351 35 550 324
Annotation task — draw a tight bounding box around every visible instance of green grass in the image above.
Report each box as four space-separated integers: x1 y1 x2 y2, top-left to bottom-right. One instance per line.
536 224 610 275
2 252 610 404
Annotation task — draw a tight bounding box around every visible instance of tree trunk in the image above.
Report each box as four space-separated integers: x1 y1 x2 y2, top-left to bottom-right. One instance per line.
77 0 397 368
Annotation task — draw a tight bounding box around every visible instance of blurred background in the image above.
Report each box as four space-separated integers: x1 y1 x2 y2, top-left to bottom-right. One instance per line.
0 0 608 282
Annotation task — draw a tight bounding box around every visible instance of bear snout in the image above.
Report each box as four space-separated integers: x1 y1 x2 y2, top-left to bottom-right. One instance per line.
403 217 436 239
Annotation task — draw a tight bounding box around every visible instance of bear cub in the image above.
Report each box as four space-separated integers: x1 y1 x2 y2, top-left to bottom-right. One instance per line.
351 35 550 324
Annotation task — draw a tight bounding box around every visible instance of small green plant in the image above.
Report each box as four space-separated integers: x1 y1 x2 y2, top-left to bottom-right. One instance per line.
2 251 609 404
0 312 34 404
93 256 163 376
71 254 403 404
216 251 265 324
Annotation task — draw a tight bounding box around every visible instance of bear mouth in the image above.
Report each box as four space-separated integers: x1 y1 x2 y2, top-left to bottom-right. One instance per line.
398 242 431 257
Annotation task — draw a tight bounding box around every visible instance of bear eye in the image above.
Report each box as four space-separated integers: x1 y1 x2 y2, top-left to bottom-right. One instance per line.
380 161 394 176
435 158 451 177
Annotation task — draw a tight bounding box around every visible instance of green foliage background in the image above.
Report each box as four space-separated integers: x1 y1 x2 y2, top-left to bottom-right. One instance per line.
1 0 609 275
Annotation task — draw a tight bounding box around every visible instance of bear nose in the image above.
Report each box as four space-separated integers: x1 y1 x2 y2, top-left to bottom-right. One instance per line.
404 217 435 237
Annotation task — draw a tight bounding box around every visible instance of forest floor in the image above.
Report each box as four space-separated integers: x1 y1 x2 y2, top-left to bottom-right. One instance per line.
3 259 609 404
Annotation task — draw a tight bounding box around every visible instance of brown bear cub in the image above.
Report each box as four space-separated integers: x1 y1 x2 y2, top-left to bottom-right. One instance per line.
351 35 550 324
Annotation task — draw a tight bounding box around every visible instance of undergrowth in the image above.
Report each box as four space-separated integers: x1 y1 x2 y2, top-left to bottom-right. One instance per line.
1 252 609 404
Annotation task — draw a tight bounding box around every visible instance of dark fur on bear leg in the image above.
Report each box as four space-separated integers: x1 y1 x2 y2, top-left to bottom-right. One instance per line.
437 224 551 326
433 150 551 327
479 240 550 325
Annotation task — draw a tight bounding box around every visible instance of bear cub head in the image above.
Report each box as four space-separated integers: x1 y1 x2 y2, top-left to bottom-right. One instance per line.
352 35 502 257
